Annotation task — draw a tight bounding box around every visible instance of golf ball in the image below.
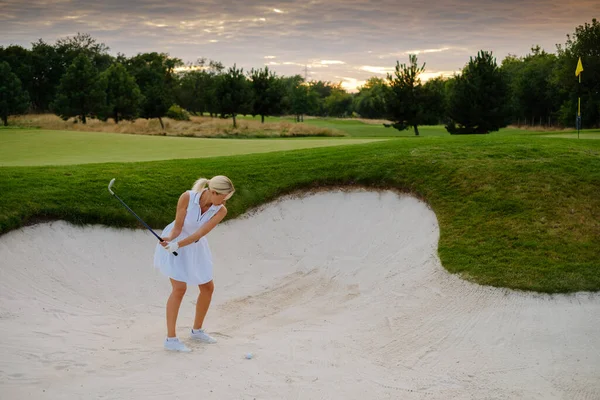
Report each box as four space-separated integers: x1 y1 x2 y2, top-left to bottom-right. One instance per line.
245 352 253 359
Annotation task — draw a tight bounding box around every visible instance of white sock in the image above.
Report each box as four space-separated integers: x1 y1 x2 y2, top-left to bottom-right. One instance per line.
166 337 178 341
192 328 203 333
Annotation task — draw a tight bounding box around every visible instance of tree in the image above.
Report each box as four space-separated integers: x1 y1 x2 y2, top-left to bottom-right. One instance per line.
553 18 600 127
28 40 63 112
500 54 526 124
323 86 353 117
280 75 303 120
54 32 113 73
177 70 208 115
384 54 426 135
353 77 388 119
519 47 558 126
0 45 34 108
307 80 336 116
282 75 318 122
2 35 112 114
421 77 448 125
291 83 310 122
100 63 144 123
248 66 284 123
175 58 224 116
51 54 106 124
0 62 30 126
204 59 225 118
214 64 253 127
125 52 182 130
445 50 509 134
501 47 559 127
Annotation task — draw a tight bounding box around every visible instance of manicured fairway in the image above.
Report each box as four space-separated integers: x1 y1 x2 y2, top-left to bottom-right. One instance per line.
0 129 385 166
543 132 600 140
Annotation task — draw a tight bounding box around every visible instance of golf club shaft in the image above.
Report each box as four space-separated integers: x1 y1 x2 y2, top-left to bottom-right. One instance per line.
109 183 178 256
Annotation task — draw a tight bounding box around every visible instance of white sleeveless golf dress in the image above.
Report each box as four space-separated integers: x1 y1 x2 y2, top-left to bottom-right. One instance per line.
153 189 223 285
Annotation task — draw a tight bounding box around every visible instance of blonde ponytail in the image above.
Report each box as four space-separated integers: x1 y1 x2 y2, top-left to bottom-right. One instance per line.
192 178 209 192
191 175 235 199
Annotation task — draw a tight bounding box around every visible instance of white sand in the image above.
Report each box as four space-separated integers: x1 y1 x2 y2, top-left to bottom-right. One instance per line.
0 189 599 399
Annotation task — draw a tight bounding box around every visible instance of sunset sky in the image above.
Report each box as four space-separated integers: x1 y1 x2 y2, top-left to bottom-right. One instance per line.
2 0 598 91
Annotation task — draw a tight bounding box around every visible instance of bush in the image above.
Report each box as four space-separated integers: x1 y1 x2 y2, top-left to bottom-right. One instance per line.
445 51 509 134
166 104 190 121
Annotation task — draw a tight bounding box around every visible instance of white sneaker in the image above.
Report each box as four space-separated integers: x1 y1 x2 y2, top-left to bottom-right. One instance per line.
164 337 192 352
190 328 217 343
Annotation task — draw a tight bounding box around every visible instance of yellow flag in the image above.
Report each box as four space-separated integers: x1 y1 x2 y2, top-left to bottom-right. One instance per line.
575 57 584 77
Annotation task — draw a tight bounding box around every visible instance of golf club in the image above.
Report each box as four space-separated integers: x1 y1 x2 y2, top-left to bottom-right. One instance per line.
108 178 178 256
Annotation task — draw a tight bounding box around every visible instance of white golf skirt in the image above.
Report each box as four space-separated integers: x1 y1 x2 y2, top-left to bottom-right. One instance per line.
153 221 214 285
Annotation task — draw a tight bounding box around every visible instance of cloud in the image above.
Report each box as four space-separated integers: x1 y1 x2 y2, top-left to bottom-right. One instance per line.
378 47 470 60
63 14 87 20
419 70 460 81
359 66 394 75
337 77 367 93
1 0 599 89
358 65 458 81
144 21 168 28
404 47 451 55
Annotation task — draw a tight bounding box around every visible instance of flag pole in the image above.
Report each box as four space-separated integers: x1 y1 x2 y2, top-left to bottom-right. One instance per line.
576 57 583 139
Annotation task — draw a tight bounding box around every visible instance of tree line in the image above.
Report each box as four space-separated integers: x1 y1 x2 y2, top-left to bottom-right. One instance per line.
1 18 598 134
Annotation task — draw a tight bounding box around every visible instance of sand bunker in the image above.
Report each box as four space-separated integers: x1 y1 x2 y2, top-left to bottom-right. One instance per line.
0 189 598 399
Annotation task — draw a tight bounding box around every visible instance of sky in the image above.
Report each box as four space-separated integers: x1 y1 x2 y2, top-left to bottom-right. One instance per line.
1 0 598 92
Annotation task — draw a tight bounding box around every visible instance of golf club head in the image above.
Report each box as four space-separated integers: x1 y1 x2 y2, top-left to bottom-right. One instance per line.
106 177 178 256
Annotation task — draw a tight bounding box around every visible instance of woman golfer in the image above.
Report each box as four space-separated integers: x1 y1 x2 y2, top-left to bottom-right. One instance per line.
154 175 235 352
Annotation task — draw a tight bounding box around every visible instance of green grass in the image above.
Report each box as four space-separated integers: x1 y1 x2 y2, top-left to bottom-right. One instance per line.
305 119 403 137
238 115 539 138
0 129 383 166
239 115 426 137
542 131 600 140
1 128 599 294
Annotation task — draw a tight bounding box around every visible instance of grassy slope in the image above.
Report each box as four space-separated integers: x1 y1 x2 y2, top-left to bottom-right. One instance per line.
239 115 414 137
0 129 382 166
239 116 554 138
1 132 598 294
